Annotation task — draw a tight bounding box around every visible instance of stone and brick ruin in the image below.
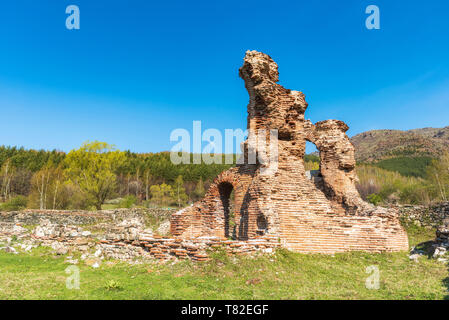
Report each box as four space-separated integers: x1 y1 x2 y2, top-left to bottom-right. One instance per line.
0 209 279 263
171 50 409 254
0 51 411 264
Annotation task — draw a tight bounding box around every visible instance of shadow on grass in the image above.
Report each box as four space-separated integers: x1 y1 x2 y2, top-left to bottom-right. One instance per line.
414 240 436 259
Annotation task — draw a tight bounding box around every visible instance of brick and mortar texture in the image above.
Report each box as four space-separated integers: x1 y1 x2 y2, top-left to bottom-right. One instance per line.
170 50 409 254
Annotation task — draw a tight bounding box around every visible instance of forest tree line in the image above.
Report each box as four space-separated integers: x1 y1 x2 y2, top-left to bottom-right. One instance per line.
305 153 449 206
0 142 448 211
0 141 234 211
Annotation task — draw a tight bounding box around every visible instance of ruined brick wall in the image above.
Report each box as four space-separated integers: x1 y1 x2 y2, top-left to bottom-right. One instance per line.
170 50 409 254
305 119 370 214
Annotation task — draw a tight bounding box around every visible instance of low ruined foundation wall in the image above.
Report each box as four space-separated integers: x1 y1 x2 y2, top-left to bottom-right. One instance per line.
0 209 279 263
0 207 415 261
172 209 409 254
100 236 280 262
0 210 111 225
279 212 408 254
396 202 449 228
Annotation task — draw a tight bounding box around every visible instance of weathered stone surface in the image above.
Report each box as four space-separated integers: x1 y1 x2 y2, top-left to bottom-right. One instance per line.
0 209 279 263
170 50 409 254
396 202 449 262
397 202 449 228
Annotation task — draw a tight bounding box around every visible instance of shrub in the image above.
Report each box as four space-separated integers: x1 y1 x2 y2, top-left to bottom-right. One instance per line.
356 164 433 204
1 196 28 211
378 185 397 201
367 193 382 205
305 161 319 171
118 195 137 208
399 184 430 205
104 280 122 291
64 183 92 210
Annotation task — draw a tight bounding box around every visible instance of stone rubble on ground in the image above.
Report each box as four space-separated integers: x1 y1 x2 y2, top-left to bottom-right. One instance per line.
156 220 170 236
4 246 18 254
397 203 449 264
0 208 278 264
432 213 449 262
1 202 448 264
65 257 79 265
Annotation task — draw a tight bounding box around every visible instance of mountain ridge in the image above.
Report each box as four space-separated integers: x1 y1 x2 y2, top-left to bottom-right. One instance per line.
350 126 449 162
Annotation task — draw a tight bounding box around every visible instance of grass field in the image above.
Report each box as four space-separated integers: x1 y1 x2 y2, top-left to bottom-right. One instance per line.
0 226 448 300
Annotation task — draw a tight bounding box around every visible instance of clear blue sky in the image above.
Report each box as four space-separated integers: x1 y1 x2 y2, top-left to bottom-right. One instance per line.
0 0 448 153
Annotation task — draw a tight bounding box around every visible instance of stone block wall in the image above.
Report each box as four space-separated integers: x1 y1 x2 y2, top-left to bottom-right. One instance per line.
396 203 449 228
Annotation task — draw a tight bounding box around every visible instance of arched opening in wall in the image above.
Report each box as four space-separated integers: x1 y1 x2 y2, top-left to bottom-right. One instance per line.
218 182 235 239
305 140 324 191
305 141 319 171
256 214 268 236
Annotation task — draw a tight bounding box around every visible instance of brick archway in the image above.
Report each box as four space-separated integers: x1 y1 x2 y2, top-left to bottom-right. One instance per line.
217 181 235 239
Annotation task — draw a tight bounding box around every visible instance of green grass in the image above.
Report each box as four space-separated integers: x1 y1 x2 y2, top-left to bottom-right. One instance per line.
0 227 448 300
101 204 118 210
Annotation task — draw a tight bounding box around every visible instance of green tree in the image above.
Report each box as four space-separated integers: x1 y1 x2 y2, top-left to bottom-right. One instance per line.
64 141 126 210
30 164 51 210
150 183 174 207
143 168 152 201
427 152 449 202
174 175 188 207
193 177 206 201
30 163 65 210
0 159 14 201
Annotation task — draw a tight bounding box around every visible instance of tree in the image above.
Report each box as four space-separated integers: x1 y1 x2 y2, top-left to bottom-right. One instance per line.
30 164 64 210
143 168 152 201
174 175 188 207
31 165 51 210
150 183 174 207
64 141 126 210
11 168 33 197
0 159 14 201
50 165 64 210
135 166 141 198
193 177 206 201
427 153 449 202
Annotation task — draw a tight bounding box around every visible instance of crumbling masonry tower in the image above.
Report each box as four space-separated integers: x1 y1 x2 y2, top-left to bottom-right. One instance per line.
170 51 408 253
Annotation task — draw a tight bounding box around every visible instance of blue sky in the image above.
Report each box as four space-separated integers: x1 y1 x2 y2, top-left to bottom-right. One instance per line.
0 0 448 153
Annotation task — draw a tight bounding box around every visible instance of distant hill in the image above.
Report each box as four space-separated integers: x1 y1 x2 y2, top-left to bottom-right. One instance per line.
287 127 448 178
351 126 449 162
